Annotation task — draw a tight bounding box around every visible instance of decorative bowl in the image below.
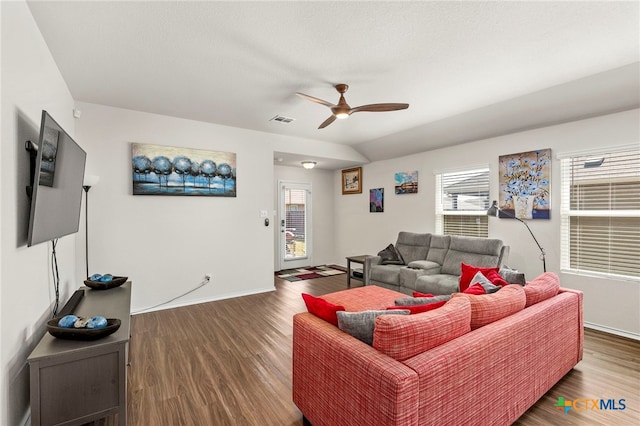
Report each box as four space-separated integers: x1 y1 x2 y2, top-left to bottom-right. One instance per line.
47 318 121 340
84 276 128 290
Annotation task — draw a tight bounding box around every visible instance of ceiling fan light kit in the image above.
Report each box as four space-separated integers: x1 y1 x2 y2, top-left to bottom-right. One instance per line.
301 161 316 169
297 83 409 129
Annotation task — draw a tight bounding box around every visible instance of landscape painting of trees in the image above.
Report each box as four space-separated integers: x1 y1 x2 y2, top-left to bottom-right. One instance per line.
131 143 236 196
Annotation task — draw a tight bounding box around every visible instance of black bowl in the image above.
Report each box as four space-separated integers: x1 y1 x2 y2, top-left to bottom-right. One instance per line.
84 276 127 290
47 318 121 340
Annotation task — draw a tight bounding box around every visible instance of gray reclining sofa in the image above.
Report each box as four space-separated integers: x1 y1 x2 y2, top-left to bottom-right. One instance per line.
364 232 509 295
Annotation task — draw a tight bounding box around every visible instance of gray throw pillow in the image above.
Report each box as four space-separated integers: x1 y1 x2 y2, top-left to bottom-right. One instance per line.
470 271 501 294
499 267 526 285
378 243 405 265
337 310 409 345
394 295 451 306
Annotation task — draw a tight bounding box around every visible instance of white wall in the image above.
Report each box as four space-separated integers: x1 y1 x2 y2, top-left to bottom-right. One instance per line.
1 2 80 424
333 109 640 338
273 165 335 270
74 103 273 312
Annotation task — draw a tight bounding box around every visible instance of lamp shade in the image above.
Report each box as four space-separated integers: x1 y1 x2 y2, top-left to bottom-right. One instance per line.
486 200 498 216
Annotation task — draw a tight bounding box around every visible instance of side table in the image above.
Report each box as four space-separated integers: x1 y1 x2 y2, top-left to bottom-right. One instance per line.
28 282 131 426
345 255 371 287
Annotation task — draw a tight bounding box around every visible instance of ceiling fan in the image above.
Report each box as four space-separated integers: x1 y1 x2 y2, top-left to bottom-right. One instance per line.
296 84 409 129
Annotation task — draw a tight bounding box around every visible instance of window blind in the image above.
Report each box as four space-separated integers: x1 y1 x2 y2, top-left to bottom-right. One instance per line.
435 168 489 237
560 148 640 279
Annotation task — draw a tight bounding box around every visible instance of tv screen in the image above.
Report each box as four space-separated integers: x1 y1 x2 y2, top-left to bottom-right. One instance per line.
27 110 87 247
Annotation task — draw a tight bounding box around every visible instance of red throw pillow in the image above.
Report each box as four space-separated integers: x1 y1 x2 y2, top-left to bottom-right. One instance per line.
412 291 435 298
459 263 500 292
388 300 447 314
301 293 345 326
463 283 486 295
484 270 509 287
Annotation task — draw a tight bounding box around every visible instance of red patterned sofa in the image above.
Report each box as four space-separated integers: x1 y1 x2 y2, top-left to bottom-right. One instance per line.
292 272 583 425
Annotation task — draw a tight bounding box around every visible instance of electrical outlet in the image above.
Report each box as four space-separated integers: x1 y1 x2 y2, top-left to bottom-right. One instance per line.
205 273 212 281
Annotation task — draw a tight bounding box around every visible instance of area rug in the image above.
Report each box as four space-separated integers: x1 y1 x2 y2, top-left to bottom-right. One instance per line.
276 265 346 282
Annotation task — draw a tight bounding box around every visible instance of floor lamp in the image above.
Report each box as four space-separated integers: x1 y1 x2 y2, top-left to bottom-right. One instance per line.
486 200 546 272
83 175 100 278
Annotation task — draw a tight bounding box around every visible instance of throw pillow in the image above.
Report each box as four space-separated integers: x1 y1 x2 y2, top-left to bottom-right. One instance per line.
301 293 345 326
377 243 405 265
373 296 472 361
388 300 447 314
499 267 526 285
451 284 526 329
463 283 486 295
468 271 502 294
412 291 434 298
394 295 451 306
459 263 500 292
523 272 560 307
337 309 409 345
483 270 509 287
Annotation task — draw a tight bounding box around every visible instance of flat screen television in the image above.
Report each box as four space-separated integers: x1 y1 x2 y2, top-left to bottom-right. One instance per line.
27 110 87 247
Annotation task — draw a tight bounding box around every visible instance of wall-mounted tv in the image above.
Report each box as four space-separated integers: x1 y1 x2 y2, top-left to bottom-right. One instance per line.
27 110 87 247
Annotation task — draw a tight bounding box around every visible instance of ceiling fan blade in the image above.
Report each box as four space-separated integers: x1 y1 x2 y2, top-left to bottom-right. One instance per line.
318 115 337 129
296 92 336 108
350 103 409 113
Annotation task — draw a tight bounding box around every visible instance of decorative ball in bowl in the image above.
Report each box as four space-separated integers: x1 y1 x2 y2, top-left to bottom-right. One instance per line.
47 318 121 340
84 274 127 290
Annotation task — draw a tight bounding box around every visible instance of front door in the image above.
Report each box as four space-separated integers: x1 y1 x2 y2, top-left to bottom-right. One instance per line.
278 181 312 270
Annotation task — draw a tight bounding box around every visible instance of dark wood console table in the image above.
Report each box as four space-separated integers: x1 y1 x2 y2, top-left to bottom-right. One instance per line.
28 282 131 426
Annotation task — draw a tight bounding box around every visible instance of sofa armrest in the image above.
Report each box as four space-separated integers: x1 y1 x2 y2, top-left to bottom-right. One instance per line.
498 245 510 267
293 313 419 425
559 287 584 361
364 255 382 285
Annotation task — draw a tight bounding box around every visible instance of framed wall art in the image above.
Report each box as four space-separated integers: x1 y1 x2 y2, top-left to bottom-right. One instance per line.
498 148 551 219
131 143 236 197
394 171 418 194
341 167 362 195
369 188 384 212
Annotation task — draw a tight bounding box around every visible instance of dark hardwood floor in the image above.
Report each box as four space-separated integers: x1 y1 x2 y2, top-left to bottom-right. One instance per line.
106 273 639 425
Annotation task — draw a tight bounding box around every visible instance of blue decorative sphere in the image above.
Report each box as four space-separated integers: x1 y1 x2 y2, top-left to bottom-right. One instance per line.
58 315 78 328
87 316 108 329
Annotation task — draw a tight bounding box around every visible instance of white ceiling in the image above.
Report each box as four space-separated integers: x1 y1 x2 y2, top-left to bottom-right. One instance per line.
27 1 640 169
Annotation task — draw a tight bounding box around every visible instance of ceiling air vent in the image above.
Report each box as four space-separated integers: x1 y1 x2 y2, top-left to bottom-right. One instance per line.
270 115 295 124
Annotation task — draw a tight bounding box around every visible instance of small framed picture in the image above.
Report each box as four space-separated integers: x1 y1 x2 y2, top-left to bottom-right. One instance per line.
369 188 384 212
342 167 362 195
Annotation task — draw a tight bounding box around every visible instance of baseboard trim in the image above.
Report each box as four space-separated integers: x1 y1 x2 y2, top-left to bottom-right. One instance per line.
132 287 275 315
585 321 640 341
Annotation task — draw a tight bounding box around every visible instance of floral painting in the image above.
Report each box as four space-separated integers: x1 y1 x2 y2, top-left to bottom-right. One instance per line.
131 143 236 196
498 149 551 219
395 171 418 194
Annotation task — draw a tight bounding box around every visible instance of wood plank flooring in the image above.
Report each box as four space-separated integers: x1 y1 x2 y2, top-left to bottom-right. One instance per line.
104 273 639 425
